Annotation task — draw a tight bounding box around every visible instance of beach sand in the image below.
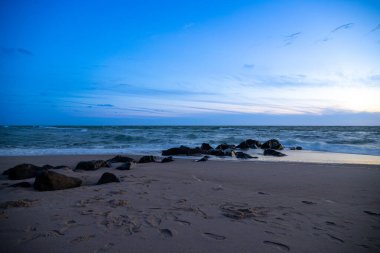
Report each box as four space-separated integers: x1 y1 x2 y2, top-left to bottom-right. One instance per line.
0 155 379 253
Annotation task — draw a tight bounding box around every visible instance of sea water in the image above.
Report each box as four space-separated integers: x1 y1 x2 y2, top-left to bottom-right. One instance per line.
0 126 379 156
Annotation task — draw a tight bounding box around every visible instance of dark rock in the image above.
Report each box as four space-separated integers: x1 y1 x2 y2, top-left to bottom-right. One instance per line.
161 156 174 163
263 149 287 157
41 164 54 170
302 200 316 205
232 151 258 159
74 160 111 171
107 155 135 163
196 156 209 162
261 139 284 150
9 182 32 188
200 143 213 151
364 210 380 216
216 143 236 150
237 139 261 149
116 162 136 170
187 147 202 155
4 164 46 180
97 172 120 185
208 149 226 156
290 147 296 150
138 156 156 163
296 146 303 150
162 146 202 156
51 165 71 170
162 146 189 156
33 171 82 191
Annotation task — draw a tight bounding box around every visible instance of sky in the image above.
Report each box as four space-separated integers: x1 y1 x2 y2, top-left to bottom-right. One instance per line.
1 0 380 125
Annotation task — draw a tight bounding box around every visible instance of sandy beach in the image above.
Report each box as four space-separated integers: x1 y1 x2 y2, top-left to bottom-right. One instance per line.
0 155 379 253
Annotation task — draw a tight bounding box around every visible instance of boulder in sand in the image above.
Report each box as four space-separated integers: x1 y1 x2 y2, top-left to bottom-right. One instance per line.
263 149 287 157
161 156 174 163
216 143 236 150
200 143 213 151
34 171 82 191
116 162 136 170
3 164 46 180
97 172 120 185
138 156 156 163
232 151 258 159
107 155 135 163
261 139 284 150
75 160 111 171
236 139 261 149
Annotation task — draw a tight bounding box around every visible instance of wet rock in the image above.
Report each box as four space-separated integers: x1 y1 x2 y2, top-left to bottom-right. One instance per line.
196 156 209 162
97 172 120 185
232 151 258 159
261 139 284 150
116 162 136 170
138 156 156 163
237 139 261 149
3 164 46 180
216 143 236 150
290 146 303 150
34 171 82 191
9 182 32 188
162 146 190 156
161 156 174 163
74 160 111 171
263 149 286 157
41 164 54 170
51 165 71 170
162 146 202 156
208 149 226 156
200 143 213 151
107 155 135 163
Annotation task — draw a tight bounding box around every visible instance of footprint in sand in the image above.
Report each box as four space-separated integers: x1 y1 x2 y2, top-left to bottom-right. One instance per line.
94 242 114 253
70 234 96 244
263 241 290 252
302 200 316 205
327 234 344 243
159 228 175 238
145 216 161 228
203 232 226 240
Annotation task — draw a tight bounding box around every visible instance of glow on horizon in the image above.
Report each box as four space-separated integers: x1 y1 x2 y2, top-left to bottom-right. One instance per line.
1 0 380 125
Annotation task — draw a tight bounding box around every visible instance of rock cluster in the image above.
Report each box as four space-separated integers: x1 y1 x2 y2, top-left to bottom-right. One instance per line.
161 138 289 158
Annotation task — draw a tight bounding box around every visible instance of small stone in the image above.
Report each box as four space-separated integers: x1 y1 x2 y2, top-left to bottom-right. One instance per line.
263 149 286 157
138 156 156 163
97 172 120 185
75 160 111 171
116 162 136 170
161 156 174 163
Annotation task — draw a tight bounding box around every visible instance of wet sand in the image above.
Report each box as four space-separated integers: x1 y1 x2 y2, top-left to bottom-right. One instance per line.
0 155 379 253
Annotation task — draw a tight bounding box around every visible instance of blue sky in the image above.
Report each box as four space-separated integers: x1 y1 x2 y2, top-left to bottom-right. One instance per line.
1 0 380 125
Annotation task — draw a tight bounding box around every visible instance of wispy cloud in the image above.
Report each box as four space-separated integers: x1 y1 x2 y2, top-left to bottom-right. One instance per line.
331 23 354 33
283 32 302 46
322 23 354 42
243 64 255 69
370 24 380 33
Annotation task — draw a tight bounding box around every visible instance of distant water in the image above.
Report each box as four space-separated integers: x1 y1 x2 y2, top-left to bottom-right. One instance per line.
0 126 379 156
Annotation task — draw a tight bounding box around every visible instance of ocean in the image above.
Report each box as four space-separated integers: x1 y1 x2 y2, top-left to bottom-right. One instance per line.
0 126 379 156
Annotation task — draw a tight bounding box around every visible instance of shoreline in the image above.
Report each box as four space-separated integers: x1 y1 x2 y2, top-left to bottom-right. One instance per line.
0 149 379 165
